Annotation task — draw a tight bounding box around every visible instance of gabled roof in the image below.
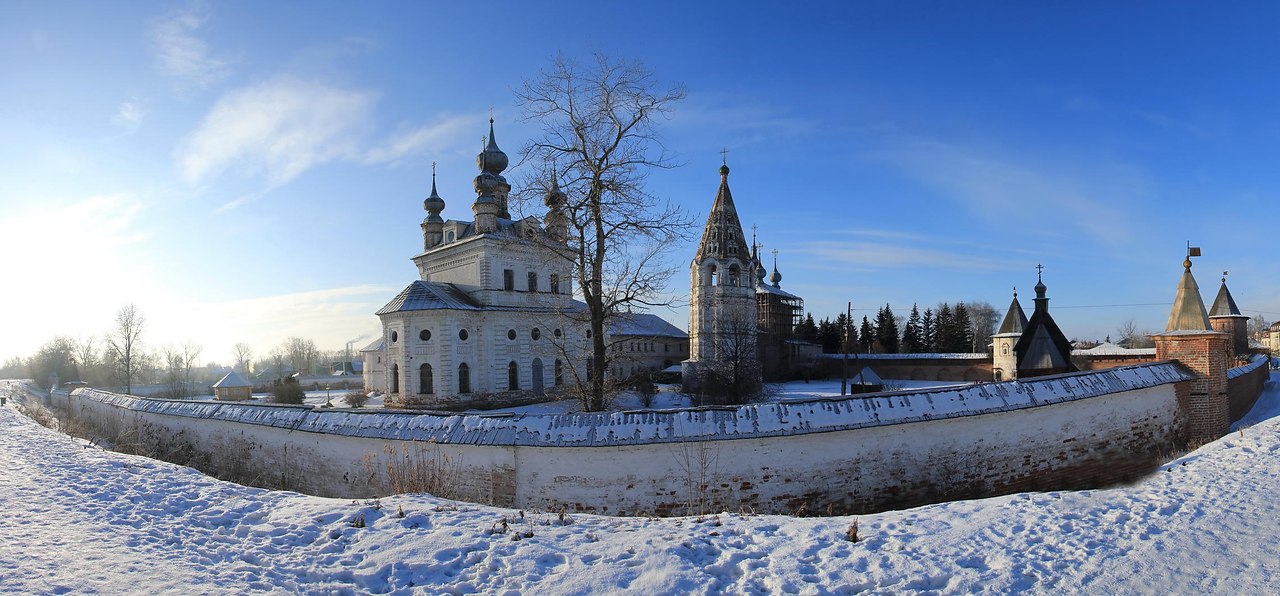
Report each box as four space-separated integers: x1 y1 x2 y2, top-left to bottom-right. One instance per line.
376 280 481 315
1209 279 1244 317
608 313 688 338
359 338 385 353
212 370 251 388
996 292 1029 335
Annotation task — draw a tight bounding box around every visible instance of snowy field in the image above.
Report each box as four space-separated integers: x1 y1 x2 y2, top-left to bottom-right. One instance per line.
3 374 1280 593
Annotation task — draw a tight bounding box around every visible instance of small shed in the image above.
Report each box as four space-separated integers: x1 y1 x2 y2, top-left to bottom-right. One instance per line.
213 370 252 401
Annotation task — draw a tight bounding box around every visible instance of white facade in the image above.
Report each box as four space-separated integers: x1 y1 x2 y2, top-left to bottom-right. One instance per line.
376 120 587 408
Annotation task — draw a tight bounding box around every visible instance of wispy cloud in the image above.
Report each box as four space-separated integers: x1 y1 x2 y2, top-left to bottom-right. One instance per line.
867 138 1144 245
798 239 1012 272
363 114 478 166
111 97 146 132
178 76 378 188
150 4 230 89
672 94 817 140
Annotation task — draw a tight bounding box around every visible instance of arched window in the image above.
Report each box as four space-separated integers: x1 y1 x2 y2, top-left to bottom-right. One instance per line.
458 363 471 394
555 359 563 386
508 361 519 391
550 274 560 294
708 265 718 286
532 358 544 391
389 363 400 394
419 363 433 394
728 265 740 286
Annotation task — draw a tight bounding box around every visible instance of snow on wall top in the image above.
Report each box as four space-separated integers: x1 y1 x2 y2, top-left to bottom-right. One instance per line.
73 362 1195 448
818 352 989 361
1228 354 1269 380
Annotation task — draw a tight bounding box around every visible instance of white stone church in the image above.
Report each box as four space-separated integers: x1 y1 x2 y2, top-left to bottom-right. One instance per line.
372 120 589 409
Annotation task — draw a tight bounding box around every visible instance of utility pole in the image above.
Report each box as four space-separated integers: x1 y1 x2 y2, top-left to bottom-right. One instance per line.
841 301 850 396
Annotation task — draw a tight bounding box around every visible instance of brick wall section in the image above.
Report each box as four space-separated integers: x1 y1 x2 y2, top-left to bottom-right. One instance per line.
1155 331 1230 443
1227 358 1269 423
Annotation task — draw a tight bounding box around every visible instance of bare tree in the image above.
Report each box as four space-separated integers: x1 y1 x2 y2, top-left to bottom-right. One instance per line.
281 337 319 376
696 312 762 406
1249 314 1270 342
1117 319 1155 348
966 301 998 353
160 344 183 397
74 335 98 385
106 304 145 395
181 341 203 395
232 342 254 375
515 54 692 411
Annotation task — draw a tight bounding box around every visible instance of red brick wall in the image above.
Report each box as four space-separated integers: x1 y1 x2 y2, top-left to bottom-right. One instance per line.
1155 332 1230 443
1228 361 1269 422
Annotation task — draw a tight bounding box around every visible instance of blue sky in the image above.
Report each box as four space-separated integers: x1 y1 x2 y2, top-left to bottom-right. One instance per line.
2 1 1278 363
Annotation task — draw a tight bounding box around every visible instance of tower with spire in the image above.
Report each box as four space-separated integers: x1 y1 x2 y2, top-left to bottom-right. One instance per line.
991 287 1028 381
1208 271 1250 359
684 161 760 393
374 118 586 408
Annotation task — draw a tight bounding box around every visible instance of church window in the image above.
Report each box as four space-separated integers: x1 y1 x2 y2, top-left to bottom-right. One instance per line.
1001 344 1009 355
458 363 471 393
531 328 541 340
528 271 538 292
503 269 514 291
508 329 517 340
419 329 431 342
550 274 560 294
665 343 669 353
458 329 469 341
587 330 592 338
390 363 400 394
728 265 740 286
555 359 563 386
554 328 562 338
532 358 544 391
708 265 718 286
390 331 398 343
447 231 455 242
508 361 519 391
419 363 433 394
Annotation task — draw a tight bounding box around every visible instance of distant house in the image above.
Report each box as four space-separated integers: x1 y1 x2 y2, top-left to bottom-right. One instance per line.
253 365 297 383
212 371 252 401
607 312 689 380
360 338 386 393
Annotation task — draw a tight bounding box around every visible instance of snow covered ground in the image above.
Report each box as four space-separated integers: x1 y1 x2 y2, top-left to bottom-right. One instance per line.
3 374 1280 594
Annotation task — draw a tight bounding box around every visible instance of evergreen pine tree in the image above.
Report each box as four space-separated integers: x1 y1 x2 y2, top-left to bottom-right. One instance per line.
935 303 955 352
954 302 974 353
875 304 900 353
834 313 854 354
796 313 819 342
922 308 936 352
902 304 922 353
817 317 840 353
859 316 875 353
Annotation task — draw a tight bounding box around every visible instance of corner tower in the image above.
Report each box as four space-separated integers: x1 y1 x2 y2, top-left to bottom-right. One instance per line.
684 162 758 391
1208 272 1250 359
991 288 1028 381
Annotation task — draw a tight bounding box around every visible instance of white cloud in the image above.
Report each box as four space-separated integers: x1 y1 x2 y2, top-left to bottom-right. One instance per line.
867 138 1143 245
798 239 1012 272
363 114 478 166
112 98 145 132
178 77 378 188
150 4 230 89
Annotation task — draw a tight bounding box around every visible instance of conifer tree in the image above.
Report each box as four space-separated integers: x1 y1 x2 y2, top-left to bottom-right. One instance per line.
902 304 923 353
934 303 955 352
922 308 936 352
953 302 974 352
817 317 840 353
859 316 876 353
795 313 819 342
875 304 900 353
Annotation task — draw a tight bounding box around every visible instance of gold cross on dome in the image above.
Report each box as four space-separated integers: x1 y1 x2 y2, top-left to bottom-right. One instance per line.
720 147 729 165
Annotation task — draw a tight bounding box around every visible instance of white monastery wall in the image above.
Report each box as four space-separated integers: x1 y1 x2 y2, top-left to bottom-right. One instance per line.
61 362 1198 515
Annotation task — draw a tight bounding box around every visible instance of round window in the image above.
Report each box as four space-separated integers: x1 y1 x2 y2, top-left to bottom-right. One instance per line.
458 329 469 341
508 329 517 340
531 328 541 340
390 331 398 343
554 328 562 338
419 329 431 341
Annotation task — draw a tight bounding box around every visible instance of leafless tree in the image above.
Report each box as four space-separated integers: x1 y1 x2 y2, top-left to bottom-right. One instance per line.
515 54 692 411
967 301 998 353
181 341 203 394
281 336 319 376
106 303 145 395
696 312 762 406
1249 314 1270 342
232 342 254 375
74 335 98 385
1117 319 1155 348
160 344 184 397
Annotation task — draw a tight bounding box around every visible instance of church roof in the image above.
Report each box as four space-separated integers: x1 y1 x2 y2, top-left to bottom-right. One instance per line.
608 313 688 338
1013 274 1077 374
757 283 800 299
693 164 752 263
1209 278 1244 317
377 280 482 314
1165 259 1211 331
359 338 385 353
212 370 251 388
996 291 1029 335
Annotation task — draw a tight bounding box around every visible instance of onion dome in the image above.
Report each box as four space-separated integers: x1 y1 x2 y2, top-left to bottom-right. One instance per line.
476 118 508 175
769 253 783 287
544 173 566 209
423 163 445 223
